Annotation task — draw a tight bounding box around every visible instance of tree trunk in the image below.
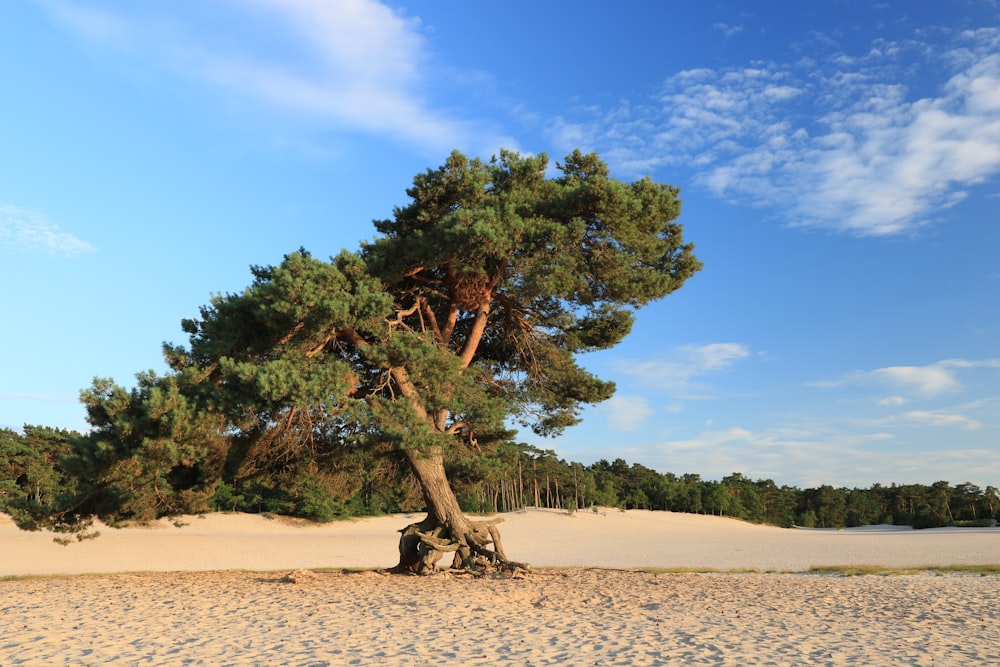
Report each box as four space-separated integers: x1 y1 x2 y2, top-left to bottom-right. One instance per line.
393 446 528 574
518 458 524 509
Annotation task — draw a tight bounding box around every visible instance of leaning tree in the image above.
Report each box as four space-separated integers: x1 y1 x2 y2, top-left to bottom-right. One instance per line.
63 149 700 572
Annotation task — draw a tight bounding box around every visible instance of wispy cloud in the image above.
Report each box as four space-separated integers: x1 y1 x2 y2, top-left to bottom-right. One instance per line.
813 358 1000 398
0 392 80 404
897 410 983 429
652 425 896 485
712 23 744 38
652 423 999 487
42 0 507 154
878 395 907 406
614 343 751 398
869 365 963 396
594 394 655 431
549 27 1000 237
857 407 985 430
40 0 130 42
0 203 96 257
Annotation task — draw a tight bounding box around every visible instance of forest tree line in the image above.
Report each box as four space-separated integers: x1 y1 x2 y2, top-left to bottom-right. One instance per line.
3 425 997 530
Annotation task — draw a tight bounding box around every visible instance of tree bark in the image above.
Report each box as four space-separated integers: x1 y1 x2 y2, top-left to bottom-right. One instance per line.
393 446 528 574
406 447 469 531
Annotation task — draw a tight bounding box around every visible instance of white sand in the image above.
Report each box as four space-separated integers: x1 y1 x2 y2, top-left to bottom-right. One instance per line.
3 509 999 666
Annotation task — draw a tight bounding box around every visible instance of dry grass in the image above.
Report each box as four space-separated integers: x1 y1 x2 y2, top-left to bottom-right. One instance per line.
807 564 1000 576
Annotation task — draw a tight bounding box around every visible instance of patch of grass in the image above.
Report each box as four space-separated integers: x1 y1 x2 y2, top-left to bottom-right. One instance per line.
930 564 1000 575
52 529 101 546
0 572 86 582
808 564 1000 577
953 519 995 528
562 564 1000 577
638 567 771 575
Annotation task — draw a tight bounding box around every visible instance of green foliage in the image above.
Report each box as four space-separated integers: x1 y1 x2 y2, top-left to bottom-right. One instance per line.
36 149 699 529
363 149 699 437
0 426 80 529
591 481 620 508
209 481 243 513
62 373 230 524
288 468 349 522
443 449 1000 532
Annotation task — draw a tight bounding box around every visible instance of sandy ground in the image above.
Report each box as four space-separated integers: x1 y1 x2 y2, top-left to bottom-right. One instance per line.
3 509 999 665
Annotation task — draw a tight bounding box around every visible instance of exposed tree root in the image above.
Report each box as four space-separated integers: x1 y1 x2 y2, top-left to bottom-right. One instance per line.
392 516 531 576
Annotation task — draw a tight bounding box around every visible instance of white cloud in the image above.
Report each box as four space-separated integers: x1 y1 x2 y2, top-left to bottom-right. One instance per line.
0 203 96 257
548 27 1000 237
40 0 131 42
681 342 751 371
814 358 1000 398
860 408 985 431
42 0 495 153
878 395 907 406
201 0 459 146
652 425 894 484
898 410 982 429
663 426 755 451
650 423 999 488
939 358 1000 371
594 394 655 431
869 365 961 396
616 343 750 398
713 23 744 38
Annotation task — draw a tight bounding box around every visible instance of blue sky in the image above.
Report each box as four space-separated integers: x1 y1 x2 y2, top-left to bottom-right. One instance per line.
2 1 998 489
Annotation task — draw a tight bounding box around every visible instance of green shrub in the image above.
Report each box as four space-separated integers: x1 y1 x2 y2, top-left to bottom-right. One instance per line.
796 510 817 528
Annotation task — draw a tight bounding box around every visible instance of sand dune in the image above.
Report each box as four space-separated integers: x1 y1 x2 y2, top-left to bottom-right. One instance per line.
2 508 997 576
3 510 999 665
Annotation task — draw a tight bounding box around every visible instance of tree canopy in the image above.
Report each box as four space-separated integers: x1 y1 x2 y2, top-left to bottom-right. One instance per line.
59 149 701 571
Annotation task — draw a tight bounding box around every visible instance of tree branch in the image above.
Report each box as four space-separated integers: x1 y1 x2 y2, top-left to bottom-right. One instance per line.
304 336 332 358
387 303 420 330
336 326 368 348
419 296 444 344
388 365 432 424
444 421 468 435
458 303 490 368
277 321 305 346
457 258 508 368
441 264 460 343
